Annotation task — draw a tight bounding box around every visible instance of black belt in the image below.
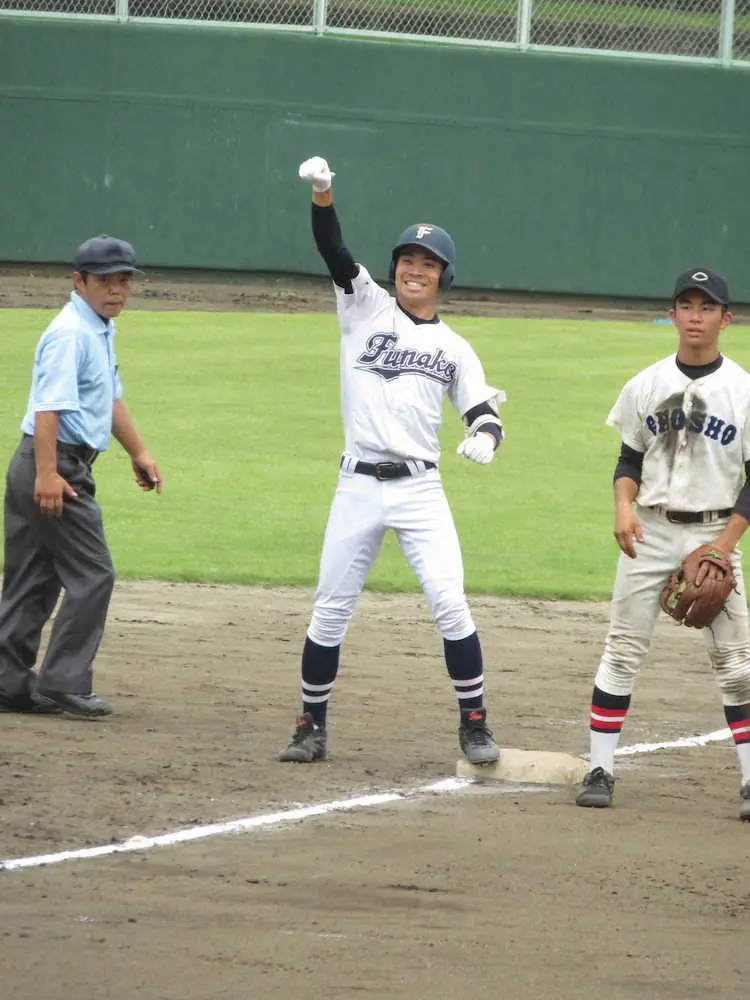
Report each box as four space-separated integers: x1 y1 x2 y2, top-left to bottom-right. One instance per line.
665 508 732 524
26 436 99 466
60 443 99 465
349 460 436 481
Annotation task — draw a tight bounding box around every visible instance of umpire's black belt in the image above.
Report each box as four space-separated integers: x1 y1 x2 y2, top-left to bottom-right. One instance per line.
661 508 733 524
23 435 99 466
340 457 436 481
59 442 99 466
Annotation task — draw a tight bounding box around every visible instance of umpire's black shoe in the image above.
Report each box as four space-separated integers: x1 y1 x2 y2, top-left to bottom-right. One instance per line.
32 690 113 718
278 713 327 762
0 691 62 715
576 767 615 808
459 707 500 765
740 781 750 822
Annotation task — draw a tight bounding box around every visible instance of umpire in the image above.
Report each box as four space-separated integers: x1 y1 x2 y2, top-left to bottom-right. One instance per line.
0 235 162 718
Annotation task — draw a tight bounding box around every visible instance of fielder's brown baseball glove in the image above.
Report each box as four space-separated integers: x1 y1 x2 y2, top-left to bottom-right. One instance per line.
659 544 736 628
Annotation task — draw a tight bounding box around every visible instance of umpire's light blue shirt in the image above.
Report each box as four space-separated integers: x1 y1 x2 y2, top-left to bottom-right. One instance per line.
21 291 124 452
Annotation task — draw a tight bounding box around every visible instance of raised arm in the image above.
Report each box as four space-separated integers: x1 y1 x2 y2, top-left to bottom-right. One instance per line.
298 156 358 291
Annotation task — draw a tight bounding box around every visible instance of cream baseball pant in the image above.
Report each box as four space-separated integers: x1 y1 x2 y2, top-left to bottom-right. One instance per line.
307 464 476 646
595 505 750 705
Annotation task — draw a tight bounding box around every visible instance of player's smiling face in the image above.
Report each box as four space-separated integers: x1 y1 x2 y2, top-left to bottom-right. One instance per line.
670 290 731 361
394 247 443 317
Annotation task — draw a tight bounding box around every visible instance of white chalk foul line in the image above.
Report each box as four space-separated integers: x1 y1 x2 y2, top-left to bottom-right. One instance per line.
0 729 735 874
616 727 730 756
0 792 405 873
0 780 470 874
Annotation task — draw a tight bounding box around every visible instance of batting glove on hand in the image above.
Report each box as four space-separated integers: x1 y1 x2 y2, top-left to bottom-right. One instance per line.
298 156 335 193
456 433 496 465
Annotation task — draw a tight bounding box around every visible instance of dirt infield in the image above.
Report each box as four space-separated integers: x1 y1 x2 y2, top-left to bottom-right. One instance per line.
0 261 705 321
2 269 749 999
2 583 748 1000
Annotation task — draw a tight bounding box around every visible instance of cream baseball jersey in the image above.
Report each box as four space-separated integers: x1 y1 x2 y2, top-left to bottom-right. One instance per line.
608 355 750 510
334 265 504 463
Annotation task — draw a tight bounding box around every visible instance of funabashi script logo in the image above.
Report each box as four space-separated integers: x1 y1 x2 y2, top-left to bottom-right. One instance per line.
355 333 456 384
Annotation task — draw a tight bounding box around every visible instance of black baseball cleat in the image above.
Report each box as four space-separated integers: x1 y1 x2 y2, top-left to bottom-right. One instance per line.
0 692 62 715
576 767 615 808
458 707 500 765
32 690 113 718
740 781 750 822
278 712 327 762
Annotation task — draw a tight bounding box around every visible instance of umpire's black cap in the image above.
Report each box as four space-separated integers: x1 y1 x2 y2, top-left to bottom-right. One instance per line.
74 235 143 275
672 268 729 306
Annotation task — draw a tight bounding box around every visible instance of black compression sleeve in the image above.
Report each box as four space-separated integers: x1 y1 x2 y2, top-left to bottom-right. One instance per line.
733 461 750 520
614 442 644 483
463 401 503 447
311 203 358 290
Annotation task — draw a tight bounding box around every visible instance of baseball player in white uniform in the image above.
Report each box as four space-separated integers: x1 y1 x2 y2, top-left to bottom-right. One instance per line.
278 155 505 765
577 268 750 821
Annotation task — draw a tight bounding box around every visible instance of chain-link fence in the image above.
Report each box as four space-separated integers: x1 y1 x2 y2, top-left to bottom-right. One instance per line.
2 0 748 63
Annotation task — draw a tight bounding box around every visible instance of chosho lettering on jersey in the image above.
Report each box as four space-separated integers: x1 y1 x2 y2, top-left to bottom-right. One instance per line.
355 332 457 384
608 355 750 510
645 395 737 446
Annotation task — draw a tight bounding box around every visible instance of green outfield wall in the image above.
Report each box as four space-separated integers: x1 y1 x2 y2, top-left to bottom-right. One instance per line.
1 16 749 300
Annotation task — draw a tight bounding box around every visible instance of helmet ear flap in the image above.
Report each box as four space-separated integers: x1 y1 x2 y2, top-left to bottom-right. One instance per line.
439 262 455 291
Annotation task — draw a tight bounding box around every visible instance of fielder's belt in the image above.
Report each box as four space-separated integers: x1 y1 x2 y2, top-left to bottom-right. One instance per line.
340 456 436 480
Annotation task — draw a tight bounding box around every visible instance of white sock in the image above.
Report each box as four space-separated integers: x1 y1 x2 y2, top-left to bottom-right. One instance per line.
589 730 621 775
734 742 750 785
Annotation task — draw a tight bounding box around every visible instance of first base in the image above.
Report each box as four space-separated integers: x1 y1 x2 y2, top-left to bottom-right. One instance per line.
456 748 588 786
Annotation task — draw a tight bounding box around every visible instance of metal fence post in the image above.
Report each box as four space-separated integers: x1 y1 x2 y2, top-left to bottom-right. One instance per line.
313 0 327 35
719 0 736 64
115 0 129 21
517 0 533 50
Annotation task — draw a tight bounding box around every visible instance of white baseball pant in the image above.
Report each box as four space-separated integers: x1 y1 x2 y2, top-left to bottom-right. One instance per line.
307 465 476 647
595 505 750 705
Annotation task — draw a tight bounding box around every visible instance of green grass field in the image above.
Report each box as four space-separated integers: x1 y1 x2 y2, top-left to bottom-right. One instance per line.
2 308 748 599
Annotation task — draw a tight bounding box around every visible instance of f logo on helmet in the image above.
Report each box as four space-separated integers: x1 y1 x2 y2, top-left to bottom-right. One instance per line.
415 225 433 240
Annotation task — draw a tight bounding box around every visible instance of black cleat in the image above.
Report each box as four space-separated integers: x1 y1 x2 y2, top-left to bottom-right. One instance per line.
576 767 615 808
740 781 750 822
0 692 62 715
459 707 500 765
278 713 327 762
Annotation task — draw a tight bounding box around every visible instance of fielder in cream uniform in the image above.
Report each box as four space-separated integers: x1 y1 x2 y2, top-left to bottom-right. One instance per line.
278 156 506 766
577 268 750 820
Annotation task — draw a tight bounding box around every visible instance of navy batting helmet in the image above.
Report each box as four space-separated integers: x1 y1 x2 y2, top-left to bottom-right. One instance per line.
389 223 456 291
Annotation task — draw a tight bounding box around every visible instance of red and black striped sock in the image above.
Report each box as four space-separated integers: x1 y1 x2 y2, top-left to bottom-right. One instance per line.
588 685 631 774
724 703 750 784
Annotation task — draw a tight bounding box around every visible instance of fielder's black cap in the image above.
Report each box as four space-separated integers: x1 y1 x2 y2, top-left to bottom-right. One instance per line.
74 234 143 275
672 267 729 306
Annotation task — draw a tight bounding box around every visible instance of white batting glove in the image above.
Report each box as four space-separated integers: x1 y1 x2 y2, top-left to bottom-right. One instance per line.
456 433 496 465
298 156 335 193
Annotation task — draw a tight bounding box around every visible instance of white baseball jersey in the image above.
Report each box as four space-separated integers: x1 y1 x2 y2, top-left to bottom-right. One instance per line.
608 354 750 511
334 265 504 463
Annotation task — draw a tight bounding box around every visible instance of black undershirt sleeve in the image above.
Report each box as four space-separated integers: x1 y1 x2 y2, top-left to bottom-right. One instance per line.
733 461 750 520
311 203 358 292
613 442 644 483
463 401 503 447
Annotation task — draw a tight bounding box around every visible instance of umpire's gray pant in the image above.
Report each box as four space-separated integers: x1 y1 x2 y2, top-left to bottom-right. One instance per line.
0 437 115 698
